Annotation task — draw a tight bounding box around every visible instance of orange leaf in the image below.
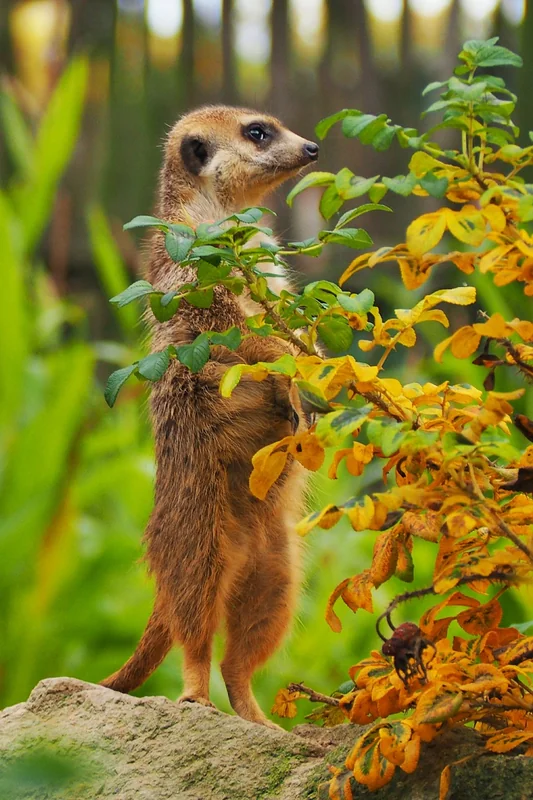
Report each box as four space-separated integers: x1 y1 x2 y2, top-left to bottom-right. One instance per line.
249 443 289 500
370 531 398 587
486 728 533 753
418 689 464 724
456 596 503 635
325 578 350 632
342 570 374 615
439 765 451 800
271 688 304 718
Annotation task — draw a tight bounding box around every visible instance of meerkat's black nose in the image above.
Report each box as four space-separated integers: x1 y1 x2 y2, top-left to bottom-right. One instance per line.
303 141 319 161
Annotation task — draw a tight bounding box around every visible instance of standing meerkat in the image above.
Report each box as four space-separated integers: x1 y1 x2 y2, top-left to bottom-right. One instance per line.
101 106 319 727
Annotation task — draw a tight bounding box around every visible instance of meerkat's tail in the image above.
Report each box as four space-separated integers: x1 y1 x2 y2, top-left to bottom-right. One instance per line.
101 608 172 694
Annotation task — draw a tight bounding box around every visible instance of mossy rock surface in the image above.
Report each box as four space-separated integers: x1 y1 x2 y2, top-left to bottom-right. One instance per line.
0 678 531 799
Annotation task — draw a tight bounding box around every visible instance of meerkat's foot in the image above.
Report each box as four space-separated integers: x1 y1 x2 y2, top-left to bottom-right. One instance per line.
178 694 215 708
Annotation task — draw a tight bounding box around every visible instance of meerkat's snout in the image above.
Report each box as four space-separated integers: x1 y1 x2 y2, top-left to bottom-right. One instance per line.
302 141 319 162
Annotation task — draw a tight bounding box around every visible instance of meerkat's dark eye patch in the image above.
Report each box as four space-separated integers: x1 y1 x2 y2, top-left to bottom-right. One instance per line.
180 136 210 174
243 122 277 146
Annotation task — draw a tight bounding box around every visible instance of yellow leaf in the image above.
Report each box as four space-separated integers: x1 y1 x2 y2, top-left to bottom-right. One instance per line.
460 664 508 695
449 326 481 359
339 253 372 285
345 442 374 477
434 334 454 363
289 431 325 471
481 204 507 232
219 364 247 397
445 206 486 246
417 688 464 724
417 309 450 327
352 737 396 791
249 442 289 500
406 211 447 257
426 286 477 306
472 312 510 338
396 255 432 290
408 151 448 176
346 495 375 531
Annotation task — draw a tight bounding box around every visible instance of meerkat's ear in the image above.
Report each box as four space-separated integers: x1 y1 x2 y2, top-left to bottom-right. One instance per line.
180 136 210 174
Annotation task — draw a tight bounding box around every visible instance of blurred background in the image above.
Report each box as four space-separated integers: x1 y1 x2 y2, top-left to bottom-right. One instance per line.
0 0 531 731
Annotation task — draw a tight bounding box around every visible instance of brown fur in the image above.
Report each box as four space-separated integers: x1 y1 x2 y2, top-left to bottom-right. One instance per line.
101 106 318 726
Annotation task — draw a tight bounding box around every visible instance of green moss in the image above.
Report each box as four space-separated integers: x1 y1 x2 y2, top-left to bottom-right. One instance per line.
256 750 301 799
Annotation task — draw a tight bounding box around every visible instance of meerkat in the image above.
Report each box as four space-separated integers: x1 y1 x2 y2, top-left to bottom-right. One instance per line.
101 106 319 727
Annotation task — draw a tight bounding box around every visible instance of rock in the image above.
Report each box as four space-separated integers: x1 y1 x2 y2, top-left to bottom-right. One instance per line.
0 678 531 799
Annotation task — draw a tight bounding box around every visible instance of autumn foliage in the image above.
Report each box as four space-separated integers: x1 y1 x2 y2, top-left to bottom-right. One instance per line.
108 38 533 798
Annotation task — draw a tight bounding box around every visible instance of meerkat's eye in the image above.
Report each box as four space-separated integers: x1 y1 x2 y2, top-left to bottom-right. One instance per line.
245 124 270 144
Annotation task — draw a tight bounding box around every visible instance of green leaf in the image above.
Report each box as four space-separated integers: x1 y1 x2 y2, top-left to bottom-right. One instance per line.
208 326 242 350
315 109 360 139
292 380 332 413
448 77 488 101
110 280 154 307
382 173 417 196
104 364 138 407
422 80 449 96
318 318 354 352
319 228 373 250
304 280 341 298
137 348 171 381
123 215 169 231
246 317 276 336
184 288 214 308
316 404 372 447
420 171 449 199
367 419 410 455
338 288 374 314
175 334 210 373
18 56 88 256
149 292 181 322
286 171 335 206
335 170 380 200
0 91 34 177
368 183 388 203
232 207 264 223
336 203 391 228
372 124 399 151
319 184 344 219
341 114 378 138
462 40 522 69
165 229 194 262
265 354 297 376
197 260 232 282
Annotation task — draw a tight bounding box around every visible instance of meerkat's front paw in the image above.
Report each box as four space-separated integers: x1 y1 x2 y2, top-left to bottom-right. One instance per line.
178 694 215 708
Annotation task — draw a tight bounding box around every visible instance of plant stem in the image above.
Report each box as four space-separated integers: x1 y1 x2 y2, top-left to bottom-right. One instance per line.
287 682 341 707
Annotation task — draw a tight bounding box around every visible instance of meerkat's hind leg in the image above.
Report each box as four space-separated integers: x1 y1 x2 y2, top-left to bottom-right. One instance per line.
221 531 297 728
178 638 215 707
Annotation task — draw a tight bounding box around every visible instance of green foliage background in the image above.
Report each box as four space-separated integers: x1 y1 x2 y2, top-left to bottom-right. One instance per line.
1 49 531 741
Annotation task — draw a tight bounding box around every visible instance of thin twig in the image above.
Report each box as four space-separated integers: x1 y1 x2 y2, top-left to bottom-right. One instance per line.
491 510 533 564
287 682 341 707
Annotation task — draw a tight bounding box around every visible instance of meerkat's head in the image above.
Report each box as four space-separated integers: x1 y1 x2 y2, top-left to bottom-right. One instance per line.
161 105 319 215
